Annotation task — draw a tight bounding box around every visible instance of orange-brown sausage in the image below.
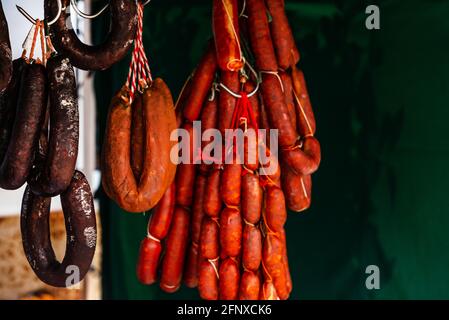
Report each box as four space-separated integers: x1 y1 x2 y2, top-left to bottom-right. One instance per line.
221 163 242 206
292 65 316 137
239 270 260 300
241 172 263 224
219 207 242 257
176 122 197 207
203 166 222 217
264 186 287 233
242 224 262 271
198 258 219 300
280 71 296 129
131 93 144 180
259 281 280 300
218 71 240 133
148 182 176 239
199 94 218 174
160 206 190 293
263 234 289 300
136 237 161 285
281 163 312 212
281 136 321 176
219 257 240 300
200 217 220 259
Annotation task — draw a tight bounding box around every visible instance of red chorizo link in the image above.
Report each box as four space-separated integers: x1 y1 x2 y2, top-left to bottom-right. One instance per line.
183 42 217 121
219 257 240 300
200 217 220 259
213 0 243 71
263 234 289 299
131 93 144 180
184 175 207 287
203 166 222 217
28 55 79 196
176 123 197 207
199 94 218 174
264 186 287 233
261 72 298 147
218 71 240 133
0 63 47 190
45 0 137 71
280 229 292 295
175 76 193 128
246 0 278 71
221 163 242 206
148 182 176 239
241 173 263 224
281 136 321 176
136 237 161 285
198 258 219 300
259 143 281 187
239 270 260 300
265 0 300 69
281 163 311 212
160 206 190 293
292 66 316 137
280 71 296 129
0 1 12 93
220 207 242 257
242 224 262 271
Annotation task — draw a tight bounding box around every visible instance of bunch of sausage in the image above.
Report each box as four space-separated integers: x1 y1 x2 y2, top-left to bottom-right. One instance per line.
136 0 321 300
0 0 139 287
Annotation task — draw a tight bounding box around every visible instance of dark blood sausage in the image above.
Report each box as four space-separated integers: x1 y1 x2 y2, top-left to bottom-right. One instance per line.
246 0 278 71
21 171 97 287
183 42 217 121
281 162 312 212
28 56 79 196
101 80 177 212
199 95 218 174
160 206 190 293
136 236 161 285
198 258 219 300
148 182 176 240
281 136 321 176
131 93 144 180
45 0 137 71
218 71 239 133
219 257 240 300
292 66 316 137
0 63 47 190
242 224 262 271
220 207 242 257
239 271 260 300
241 173 263 224
203 166 222 217
0 59 26 160
0 1 12 93
212 0 243 71
176 122 197 207
221 163 242 206
265 0 300 69
184 175 207 288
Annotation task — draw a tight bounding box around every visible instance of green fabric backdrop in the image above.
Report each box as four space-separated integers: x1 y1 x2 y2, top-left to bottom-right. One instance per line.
93 0 449 299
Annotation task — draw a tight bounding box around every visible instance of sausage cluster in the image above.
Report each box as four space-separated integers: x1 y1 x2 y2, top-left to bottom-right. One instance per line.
135 0 321 300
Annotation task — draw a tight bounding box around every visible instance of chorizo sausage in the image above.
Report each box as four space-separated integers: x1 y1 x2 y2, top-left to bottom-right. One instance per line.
21 171 97 287
239 270 260 300
292 66 316 137
148 182 176 240
131 93 144 180
265 0 300 69
241 172 263 224
221 163 242 206
200 217 220 259
176 122 197 207
0 63 47 190
45 0 137 71
199 94 218 174
246 0 278 71
264 186 287 233
220 207 242 257
281 136 321 176
102 79 177 212
183 42 217 121
198 258 219 300
184 175 207 287
280 229 292 295
281 163 311 212
203 166 222 217
280 71 296 129
28 55 79 196
136 236 161 285
175 76 193 127
0 59 25 160
218 71 240 133
0 1 12 93
242 224 262 271
219 257 240 300
160 206 190 293
263 234 289 299
212 0 243 71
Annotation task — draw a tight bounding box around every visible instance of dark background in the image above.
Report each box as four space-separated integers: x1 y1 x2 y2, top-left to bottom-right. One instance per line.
93 0 449 299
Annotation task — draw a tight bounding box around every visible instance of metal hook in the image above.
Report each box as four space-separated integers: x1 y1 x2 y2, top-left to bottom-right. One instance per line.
70 0 151 20
16 0 62 26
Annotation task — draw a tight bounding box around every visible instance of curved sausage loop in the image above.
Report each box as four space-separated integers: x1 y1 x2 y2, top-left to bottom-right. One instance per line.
0 1 12 93
45 0 138 71
28 55 79 196
21 171 97 288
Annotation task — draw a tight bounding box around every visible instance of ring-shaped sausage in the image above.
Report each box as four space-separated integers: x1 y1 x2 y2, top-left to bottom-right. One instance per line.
21 171 97 288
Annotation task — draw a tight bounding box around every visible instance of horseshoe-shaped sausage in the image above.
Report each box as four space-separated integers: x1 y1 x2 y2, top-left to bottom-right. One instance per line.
0 1 12 93
21 171 97 288
28 55 79 196
45 0 137 71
